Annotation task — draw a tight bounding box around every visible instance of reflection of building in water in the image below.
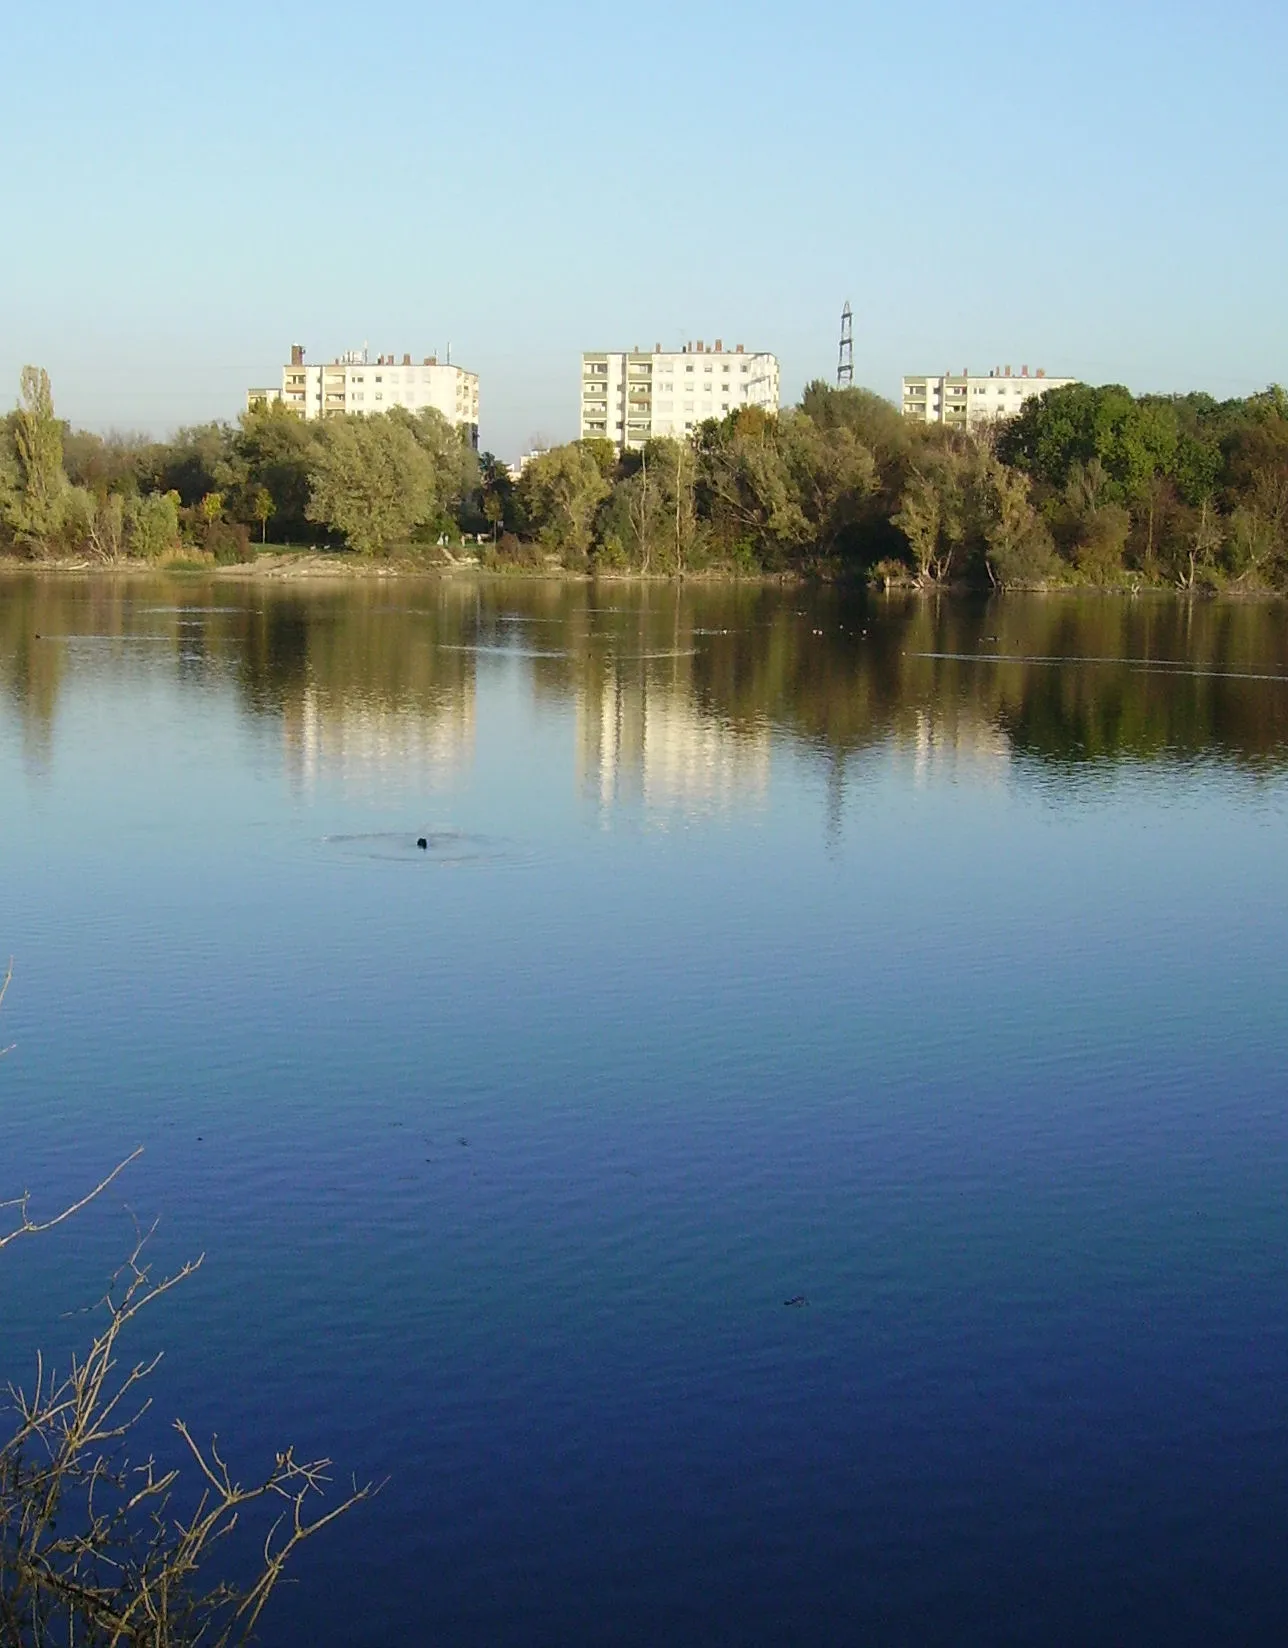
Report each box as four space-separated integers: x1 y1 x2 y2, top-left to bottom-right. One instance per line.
577 674 769 812
903 709 1011 784
282 686 475 790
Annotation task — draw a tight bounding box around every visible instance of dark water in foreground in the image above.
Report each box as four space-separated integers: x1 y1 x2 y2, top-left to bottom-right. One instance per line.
2 575 1287 1645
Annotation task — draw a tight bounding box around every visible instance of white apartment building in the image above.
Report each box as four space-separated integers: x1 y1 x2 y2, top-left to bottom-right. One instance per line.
580 340 780 452
248 345 479 445
901 365 1076 431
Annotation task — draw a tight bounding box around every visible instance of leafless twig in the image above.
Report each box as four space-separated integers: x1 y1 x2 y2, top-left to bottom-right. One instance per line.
2 980 375 1644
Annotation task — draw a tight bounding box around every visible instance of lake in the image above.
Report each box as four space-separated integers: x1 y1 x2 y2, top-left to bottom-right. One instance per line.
2 573 1287 1645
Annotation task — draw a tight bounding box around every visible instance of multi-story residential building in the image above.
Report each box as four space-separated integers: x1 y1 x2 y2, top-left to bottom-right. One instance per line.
901 365 1076 430
580 340 780 452
248 345 479 445
506 449 548 483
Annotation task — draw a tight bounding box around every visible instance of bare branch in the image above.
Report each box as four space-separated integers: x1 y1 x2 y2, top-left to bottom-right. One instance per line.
0 958 12 1057
0 1149 144 1253
1 1190 373 1646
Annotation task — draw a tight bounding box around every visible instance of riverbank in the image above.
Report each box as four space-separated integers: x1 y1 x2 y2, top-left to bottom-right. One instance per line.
0 551 810 586
3 552 1284 599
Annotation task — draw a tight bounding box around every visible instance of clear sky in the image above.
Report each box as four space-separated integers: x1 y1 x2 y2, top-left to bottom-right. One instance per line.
3 0 1285 459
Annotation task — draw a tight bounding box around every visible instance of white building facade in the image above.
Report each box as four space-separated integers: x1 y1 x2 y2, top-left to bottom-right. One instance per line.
581 340 780 452
901 366 1076 431
248 345 479 445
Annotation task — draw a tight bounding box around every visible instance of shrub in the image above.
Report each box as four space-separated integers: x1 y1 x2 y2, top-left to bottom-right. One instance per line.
201 519 252 565
126 491 181 560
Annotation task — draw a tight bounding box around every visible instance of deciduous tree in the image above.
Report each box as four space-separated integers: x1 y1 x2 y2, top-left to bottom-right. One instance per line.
306 416 435 555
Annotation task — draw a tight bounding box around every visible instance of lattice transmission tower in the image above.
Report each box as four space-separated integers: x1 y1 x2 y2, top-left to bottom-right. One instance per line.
837 302 854 389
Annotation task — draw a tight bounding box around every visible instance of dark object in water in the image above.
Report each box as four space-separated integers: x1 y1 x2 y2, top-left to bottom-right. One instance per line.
416 837 428 850
784 1295 808 1308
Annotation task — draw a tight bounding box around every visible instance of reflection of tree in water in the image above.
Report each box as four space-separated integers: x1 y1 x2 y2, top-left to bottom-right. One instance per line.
665 592 1288 778
984 599 1288 769
1 633 62 771
2 575 1287 789
0 575 484 788
226 583 481 789
0 577 96 770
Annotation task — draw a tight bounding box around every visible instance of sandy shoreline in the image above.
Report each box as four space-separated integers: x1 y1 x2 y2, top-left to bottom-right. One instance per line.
0 554 1279 598
0 553 799 586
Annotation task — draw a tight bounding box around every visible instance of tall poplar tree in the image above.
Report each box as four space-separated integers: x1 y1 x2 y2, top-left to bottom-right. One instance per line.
12 367 65 544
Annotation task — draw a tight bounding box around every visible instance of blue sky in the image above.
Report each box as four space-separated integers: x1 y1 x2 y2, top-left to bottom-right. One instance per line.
2 0 1284 458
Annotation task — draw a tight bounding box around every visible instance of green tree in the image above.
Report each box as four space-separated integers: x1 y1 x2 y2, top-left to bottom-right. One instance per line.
231 403 318 539
893 468 945 585
999 383 1177 500
247 484 275 542
7 368 66 547
62 429 149 498
798 381 910 468
781 414 877 558
1176 499 1223 589
145 423 239 508
515 442 611 565
306 415 435 555
695 407 811 565
60 488 128 563
1074 502 1132 584
598 438 698 573
390 407 479 534
126 491 181 559
478 453 514 539
892 446 973 585
198 491 225 527
973 456 1058 587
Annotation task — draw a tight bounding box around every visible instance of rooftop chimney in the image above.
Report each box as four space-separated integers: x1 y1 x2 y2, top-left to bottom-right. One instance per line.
736 343 744 354
1021 364 1029 377
715 338 723 352
403 353 411 366
290 344 304 366
655 341 661 354
1005 364 1012 376
696 340 704 353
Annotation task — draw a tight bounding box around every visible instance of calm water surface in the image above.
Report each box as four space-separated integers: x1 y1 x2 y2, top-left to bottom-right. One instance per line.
2 575 1287 1645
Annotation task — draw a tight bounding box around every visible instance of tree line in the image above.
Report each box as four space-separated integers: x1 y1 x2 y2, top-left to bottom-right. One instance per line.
0 369 480 564
4 367 1287 589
